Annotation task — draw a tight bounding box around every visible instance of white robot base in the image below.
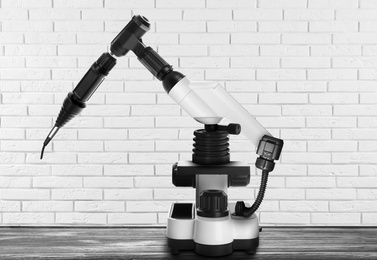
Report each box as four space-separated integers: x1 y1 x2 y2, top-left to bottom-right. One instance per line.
166 202 260 257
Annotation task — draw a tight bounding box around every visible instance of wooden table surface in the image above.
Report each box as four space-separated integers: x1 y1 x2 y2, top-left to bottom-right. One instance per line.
0 227 376 259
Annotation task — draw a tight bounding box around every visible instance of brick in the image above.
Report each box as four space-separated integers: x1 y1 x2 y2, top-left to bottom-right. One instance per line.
307 117 356 128
280 201 328 212
259 0 307 8
308 165 358 176
266 189 305 200
80 105 130 117
281 57 330 68
308 141 357 152
261 46 309 56
312 213 360 224
52 165 103 176
129 129 178 140
207 0 255 8
333 153 377 163
360 165 377 176
208 21 257 32
0 189 50 200
259 22 307 32
306 189 356 200
337 177 377 187
357 189 377 199
108 213 156 224
282 33 331 44
206 69 255 80
75 201 124 212
337 10 377 20
0 153 25 164
333 33 377 44
330 201 377 212
104 189 153 200
104 165 154 176
359 69 377 79
81 9 131 20
105 141 154 152
363 214 377 224
30 9 80 20
360 93 377 103
52 189 102 200
232 33 280 44
260 213 310 224
2 0 52 8
127 201 171 212
181 57 229 68
234 9 282 20
3 213 54 224
309 93 358 104
0 33 23 43
22 201 73 212
0 105 27 116
1 117 51 128
156 0 204 8
359 117 377 127
181 33 229 44
360 0 377 7
33 177 82 188
360 21 377 32
110 0 154 8
308 69 357 80
0 9 28 19
26 57 76 68
56 213 106 224
226 81 276 92
129 153 178 164
287 177 335 188
78 153 128 164
154 189 195 200
131 105 180 116
257 69 306 80
359 141 377 152
0 201 21 212
134 177 173 188
231 57 279 68
156 116 202 128
0 177 31 188
0 165 50 176
282 153 331 164
2 21 53 32
84 177 132 188
284 9 334 20
106 93 155 104
311 45 361 56
309 0 358 8
1 69 51 80
281 129 331 140
333 129 377 140
54 0 103 8
334 105 377 116
259 93 307 104
183 10 231 20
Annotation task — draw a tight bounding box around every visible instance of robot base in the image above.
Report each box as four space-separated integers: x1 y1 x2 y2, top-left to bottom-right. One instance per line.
167 237 259 256
166 203 260 257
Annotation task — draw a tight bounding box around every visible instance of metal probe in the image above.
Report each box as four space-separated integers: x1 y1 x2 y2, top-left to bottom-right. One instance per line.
40 126 59 159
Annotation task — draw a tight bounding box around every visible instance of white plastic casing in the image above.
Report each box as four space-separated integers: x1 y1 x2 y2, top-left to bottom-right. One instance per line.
168 78 270 147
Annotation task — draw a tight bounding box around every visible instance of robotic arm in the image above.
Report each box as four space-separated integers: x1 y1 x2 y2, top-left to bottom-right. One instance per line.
41 15 283 218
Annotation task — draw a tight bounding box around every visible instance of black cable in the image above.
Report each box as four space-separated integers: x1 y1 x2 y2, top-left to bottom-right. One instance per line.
235 170 269 218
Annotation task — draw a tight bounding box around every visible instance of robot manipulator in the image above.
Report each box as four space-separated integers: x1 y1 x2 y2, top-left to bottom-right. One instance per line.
41 15 284 256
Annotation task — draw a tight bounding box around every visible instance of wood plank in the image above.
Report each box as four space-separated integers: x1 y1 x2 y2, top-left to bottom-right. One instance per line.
0 227 376 259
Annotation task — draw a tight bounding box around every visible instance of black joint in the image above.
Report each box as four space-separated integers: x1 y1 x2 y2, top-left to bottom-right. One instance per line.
96 53 116 75
234 201 246 216
217 124 241 135
257 135 284 161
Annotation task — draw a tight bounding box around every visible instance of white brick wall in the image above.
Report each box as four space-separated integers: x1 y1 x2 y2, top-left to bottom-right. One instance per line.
0 0 376 226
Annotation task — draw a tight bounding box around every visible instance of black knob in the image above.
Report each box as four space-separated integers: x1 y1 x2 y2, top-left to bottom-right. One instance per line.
197 190 229 218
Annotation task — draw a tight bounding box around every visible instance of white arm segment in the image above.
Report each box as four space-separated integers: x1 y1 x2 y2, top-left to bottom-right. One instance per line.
168 77 270 147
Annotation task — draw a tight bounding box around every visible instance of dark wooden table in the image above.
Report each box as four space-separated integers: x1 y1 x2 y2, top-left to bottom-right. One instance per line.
0 227 376 259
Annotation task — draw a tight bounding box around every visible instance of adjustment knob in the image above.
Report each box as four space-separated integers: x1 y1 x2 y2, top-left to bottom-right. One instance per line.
197 190 229 218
